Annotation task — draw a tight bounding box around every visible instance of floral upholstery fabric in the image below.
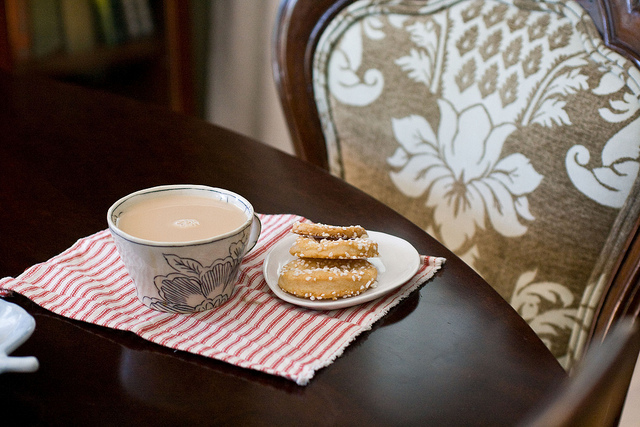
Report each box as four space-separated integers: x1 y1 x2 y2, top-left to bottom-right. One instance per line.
312 0 640 368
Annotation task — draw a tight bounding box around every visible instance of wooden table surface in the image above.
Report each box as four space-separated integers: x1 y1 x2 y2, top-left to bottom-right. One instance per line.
0 72 565 426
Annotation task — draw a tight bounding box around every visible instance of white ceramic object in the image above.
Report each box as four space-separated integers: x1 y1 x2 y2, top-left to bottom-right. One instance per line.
263 231 421 310
108 185 262 314
0 299 39 373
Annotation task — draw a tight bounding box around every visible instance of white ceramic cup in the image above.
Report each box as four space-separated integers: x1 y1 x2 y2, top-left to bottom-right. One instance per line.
107 185 261 314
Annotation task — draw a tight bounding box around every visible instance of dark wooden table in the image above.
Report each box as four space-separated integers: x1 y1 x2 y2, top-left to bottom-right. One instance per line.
0 72 566 426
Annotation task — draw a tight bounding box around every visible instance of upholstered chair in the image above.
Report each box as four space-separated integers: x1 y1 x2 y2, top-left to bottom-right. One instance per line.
274 0 640 369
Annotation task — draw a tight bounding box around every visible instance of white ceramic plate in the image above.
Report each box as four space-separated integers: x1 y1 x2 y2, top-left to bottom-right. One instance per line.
0 299 39 373
263 231 421 310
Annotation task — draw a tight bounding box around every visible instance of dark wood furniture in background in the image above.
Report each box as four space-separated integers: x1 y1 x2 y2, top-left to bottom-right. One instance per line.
576 0 640 69
0 72 565 426
0 0 195 115
272 0 640 362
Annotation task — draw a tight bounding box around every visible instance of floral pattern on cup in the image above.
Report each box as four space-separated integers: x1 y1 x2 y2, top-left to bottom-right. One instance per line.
144 239 246 314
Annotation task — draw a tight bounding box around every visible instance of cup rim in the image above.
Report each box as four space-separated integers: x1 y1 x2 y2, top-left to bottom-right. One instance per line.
107 184 255 247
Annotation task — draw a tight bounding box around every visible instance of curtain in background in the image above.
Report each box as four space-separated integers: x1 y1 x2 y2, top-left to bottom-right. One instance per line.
205 0 293 154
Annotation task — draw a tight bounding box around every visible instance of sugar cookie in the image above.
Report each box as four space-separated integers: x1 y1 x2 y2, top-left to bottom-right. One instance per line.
278 258 378 300
289 236 379 259
292 221 368 239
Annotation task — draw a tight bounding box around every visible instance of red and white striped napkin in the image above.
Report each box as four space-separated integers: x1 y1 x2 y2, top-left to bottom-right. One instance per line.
0 214 444 385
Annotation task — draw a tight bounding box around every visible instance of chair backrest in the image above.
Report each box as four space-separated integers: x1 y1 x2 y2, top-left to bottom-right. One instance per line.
519 318 640 427
273 0 640 369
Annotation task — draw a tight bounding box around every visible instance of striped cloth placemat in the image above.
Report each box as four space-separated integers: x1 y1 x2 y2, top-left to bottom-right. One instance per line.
0 214 445 385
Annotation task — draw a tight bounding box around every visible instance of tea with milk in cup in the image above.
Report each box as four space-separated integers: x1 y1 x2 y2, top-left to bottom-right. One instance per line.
115 194 248 243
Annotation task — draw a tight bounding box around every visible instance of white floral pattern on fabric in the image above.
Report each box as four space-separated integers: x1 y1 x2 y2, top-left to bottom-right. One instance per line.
311 0 640 367
510 270 578 359
328 17 385 106
595 63 640 123
566 116 640 208
388 99 542 251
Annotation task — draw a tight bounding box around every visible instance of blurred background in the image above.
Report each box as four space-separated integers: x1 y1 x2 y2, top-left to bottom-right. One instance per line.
0 0 294 154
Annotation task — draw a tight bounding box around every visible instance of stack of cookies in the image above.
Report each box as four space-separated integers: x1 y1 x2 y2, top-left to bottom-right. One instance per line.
277 221 379 300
